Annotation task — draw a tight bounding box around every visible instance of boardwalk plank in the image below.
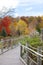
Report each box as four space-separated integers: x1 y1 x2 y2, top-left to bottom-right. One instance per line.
0 46 24 65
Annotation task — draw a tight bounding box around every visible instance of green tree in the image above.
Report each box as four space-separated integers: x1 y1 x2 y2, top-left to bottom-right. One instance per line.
36 16 41 34
36 25 41 34
1 28 7 37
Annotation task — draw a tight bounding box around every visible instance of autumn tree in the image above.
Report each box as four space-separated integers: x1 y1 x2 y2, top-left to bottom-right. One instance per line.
20 16 29 25
35 16 41 34
36 16 41 23
0 23 2 32
17 19 28 35
2 16 11 26
9 21 18 36
1 16 11 35
28 16 34 23
1 27 7 37
39 16 43 28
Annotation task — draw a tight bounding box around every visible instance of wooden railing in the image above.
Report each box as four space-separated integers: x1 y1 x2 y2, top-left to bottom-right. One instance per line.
0 35 28 54
0 38 16 54
20 43 43 65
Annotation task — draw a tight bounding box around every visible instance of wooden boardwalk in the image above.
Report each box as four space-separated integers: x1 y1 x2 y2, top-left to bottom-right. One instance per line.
0 45 24 65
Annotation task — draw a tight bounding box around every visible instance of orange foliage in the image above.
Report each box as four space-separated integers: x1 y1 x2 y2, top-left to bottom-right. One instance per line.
2 16 11 27
5 27 11 34
1 16 11 34
0 24 2 32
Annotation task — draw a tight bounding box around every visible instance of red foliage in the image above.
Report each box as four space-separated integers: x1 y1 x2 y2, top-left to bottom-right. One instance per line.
1 16 11 34
5 27 11 34
2 16 11 27
0 23 2 32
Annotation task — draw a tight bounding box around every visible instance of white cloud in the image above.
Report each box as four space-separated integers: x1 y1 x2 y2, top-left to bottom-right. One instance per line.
26 11 43 16
19 0 43 6
20 0 43 3
0 0 19 10
26 7 32 11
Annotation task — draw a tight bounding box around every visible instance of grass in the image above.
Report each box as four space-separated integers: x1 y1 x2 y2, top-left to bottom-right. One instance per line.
20 35 43 48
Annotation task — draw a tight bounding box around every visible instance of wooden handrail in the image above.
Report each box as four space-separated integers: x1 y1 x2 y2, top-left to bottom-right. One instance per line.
20 44 43 58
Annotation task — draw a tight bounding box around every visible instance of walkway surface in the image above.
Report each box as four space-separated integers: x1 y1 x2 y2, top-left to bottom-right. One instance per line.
0 45 24 65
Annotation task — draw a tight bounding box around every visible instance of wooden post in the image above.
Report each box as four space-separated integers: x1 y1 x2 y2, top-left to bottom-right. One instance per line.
11 39 13 49
7 41 9 50
1 45 3 54
26 43 29 65
20 44 22 57
1 40 4 54
41 28 43 42
37 46 42 65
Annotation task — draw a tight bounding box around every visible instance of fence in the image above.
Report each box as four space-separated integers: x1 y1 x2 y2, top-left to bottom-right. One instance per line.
0 35 28 54
20 43 43 65
0 38 16 54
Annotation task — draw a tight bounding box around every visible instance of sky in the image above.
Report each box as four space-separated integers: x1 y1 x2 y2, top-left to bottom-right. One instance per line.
0 0 43 17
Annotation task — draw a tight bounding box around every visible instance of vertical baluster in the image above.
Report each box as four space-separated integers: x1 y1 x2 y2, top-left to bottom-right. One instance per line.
26 43 29 65
37 46 42 65
20 44 22 57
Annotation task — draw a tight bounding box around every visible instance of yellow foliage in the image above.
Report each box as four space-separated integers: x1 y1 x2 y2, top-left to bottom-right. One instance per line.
14 22 17 27
24 28 29 35
41 16 43 21
9 21 18 31
18 19 27 27
17 19 27 34
39 21 43 28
